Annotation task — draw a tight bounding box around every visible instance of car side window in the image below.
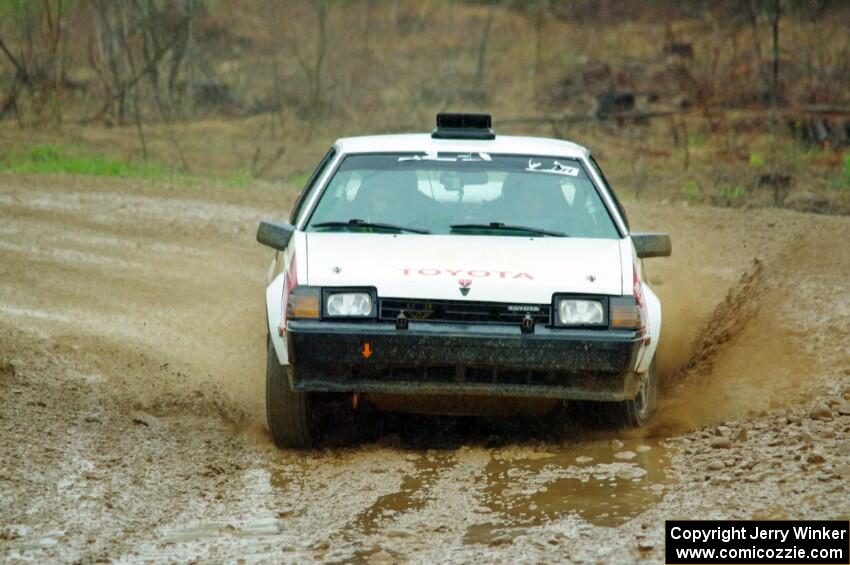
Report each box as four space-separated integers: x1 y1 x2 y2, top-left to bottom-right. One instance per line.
589 155 630 231
290 148 337 224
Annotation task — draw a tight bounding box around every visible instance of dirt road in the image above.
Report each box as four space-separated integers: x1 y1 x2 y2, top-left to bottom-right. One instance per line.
1 175 849 563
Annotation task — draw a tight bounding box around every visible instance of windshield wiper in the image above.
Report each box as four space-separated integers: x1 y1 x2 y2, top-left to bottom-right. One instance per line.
312 219 430 234
450 222 567 237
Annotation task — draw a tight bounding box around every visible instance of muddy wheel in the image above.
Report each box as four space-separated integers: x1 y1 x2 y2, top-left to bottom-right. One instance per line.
617 355 658 428
266 337 314 448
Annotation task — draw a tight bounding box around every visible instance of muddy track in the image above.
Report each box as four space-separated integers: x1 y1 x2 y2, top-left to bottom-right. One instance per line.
1 175 849 563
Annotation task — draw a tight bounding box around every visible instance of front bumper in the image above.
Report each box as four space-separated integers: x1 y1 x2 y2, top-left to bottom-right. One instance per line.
286 321 644 401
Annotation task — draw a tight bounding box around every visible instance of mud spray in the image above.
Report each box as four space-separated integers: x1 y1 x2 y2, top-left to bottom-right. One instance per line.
651 243 826 435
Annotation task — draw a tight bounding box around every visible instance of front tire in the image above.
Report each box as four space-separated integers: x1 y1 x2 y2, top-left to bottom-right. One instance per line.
266 337 314 448
617 355 658 428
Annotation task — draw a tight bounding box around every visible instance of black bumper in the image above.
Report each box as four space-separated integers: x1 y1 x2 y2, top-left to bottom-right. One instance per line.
286 321 643 401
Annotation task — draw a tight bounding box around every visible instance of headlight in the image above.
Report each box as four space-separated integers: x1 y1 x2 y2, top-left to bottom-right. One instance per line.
558 299 604 325
326 292 373 317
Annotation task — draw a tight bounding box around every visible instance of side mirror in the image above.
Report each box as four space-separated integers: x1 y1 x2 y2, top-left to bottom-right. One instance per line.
632 232 672 258
257 220 295 251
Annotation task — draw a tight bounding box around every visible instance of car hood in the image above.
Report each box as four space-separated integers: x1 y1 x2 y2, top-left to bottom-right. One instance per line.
305 233 623 303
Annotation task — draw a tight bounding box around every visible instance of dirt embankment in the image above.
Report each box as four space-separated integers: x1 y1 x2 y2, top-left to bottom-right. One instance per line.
1 175 848 563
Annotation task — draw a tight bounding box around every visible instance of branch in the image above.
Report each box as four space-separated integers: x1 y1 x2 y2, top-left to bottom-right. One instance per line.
799 105 850 116
0 36 29 83
499 109 691 126
79 19 188 123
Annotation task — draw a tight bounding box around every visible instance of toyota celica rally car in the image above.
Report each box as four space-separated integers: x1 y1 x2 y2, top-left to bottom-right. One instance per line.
257 114 671 448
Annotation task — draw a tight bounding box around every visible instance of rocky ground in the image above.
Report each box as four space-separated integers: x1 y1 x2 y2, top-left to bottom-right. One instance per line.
1 174 848 563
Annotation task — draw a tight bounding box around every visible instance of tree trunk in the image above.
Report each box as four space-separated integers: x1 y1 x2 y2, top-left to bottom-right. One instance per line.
475 9 494 85
771 0 781 109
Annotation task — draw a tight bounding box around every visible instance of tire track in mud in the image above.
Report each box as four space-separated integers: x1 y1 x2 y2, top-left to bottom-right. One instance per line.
0 179 273 426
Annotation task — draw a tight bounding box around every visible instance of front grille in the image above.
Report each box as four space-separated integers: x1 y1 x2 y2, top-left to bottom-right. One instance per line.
379 298 551 325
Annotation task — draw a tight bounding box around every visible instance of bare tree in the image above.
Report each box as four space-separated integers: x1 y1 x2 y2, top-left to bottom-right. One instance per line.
770 0 782 118
474 9 495 85
280 0 330 115
746 0 785 112
0 0 69 123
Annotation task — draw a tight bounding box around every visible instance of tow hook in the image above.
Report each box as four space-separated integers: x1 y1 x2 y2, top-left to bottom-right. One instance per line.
520 314 535 334
396 311 409 330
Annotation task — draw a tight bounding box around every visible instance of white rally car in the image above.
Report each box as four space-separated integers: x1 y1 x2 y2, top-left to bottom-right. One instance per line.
257 114 671 448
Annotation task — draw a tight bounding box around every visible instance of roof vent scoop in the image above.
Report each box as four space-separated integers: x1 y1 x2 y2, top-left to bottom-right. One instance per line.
431 113 495 140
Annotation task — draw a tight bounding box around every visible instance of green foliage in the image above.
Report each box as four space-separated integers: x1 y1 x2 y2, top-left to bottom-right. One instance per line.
0 144 265 188
721 185 746 200
559 48 580 66
688 132 707 148
827 154 850 192
225 169 254 188
748 152 765 168
0 144 170 179
291 170 313 189
682 179 700 199
0 0 39 19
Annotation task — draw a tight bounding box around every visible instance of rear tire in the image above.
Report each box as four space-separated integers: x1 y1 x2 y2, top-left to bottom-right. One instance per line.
617 355 658 428
266 337 314 448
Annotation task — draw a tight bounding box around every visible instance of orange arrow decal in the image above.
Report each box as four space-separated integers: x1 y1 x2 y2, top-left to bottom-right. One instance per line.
361 342 373 359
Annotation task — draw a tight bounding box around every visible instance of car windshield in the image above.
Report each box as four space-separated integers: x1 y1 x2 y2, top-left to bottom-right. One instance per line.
305 152 620 238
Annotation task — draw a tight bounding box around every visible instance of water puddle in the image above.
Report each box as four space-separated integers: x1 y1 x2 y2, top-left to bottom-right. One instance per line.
138 435 674 560
466 437 674 543
353 452 448 534
348 432 675 550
